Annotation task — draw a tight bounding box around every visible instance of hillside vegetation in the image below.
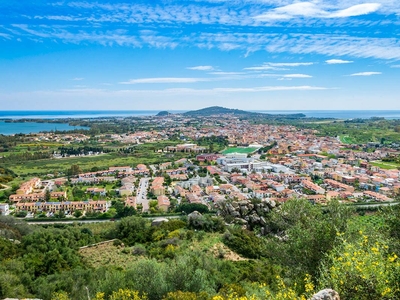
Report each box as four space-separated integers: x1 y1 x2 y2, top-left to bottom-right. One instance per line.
2 199 400 300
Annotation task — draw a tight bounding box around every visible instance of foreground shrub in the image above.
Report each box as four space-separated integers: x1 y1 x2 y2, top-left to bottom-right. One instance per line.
318 231 400 300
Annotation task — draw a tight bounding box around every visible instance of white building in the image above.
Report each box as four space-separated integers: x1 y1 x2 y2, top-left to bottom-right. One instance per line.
0 203 10 216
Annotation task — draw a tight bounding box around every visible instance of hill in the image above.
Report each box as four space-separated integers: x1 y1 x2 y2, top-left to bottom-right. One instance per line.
156 111 171 117
183 106 305 119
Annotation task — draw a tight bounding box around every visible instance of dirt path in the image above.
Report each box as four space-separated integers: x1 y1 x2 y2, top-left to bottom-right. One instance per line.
0 184 10 191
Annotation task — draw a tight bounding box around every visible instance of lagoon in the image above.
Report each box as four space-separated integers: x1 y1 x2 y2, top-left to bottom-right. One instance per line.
0 121 88 135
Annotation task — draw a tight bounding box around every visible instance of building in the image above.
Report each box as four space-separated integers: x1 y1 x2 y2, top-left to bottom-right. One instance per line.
157 195 170 212
15 200 111 213
0 203 10 215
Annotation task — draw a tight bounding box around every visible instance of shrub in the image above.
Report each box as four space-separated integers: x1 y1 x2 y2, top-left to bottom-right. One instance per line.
318 231 400 299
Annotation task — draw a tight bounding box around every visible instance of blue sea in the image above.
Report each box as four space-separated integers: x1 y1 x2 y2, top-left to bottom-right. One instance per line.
1 110 400 135
1 110 400 120
0 121 88 135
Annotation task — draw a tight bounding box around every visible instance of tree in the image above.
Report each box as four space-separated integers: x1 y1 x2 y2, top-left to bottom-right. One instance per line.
264 199 353 279
114 201 136 218
44 189 51 202
73 210 82 218
116 216 150 245
67 165 82 177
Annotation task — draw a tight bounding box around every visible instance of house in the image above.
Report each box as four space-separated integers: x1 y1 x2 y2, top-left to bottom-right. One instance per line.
157 195 170 211
301 180 325 194
86 188 107 196
125 197 137 209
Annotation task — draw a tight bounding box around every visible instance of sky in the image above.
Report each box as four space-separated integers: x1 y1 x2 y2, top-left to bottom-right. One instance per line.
0 0 400 111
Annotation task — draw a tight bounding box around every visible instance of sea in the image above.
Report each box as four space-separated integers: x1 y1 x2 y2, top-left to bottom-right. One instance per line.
1 110 400 135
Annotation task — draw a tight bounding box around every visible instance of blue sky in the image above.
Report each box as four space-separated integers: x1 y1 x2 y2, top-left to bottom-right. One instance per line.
1 0 400 110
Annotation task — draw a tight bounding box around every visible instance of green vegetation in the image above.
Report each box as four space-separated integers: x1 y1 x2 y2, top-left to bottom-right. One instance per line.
183 106 306 120
222 147 258 155
1 142 191 177
2 200 400 300
299 118 400 144
370 161 400 170
339 135 355 144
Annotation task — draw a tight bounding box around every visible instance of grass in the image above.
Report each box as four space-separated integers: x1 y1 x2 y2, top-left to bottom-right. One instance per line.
222 147 259 155
339 135 356 144
3 150 191 176
370 161 400 170
79 241 140 269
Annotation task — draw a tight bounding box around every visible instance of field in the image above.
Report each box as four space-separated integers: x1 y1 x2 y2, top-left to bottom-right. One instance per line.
2 142 191 177
222 147 259 155
370 161 400 170
339 135 356 144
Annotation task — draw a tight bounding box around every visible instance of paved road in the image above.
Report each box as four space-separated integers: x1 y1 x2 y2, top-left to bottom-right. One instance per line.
26 215 181 225
136 177 150 211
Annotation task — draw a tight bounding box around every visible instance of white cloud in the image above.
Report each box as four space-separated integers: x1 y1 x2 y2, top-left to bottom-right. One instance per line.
326 59 353 64
268 62 314 67
282 74 312 78
8 22 400 61
329 3 382 18
390 64 400 68
0 32 11 39
187 66 214 71
211 85 326 92
119 77 210 84
72 77 84 81
209 71 246 75
254 2 381 20
244 65 283 71
349 71 382 76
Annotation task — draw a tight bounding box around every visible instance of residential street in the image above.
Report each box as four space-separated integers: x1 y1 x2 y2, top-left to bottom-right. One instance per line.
136 177 150 211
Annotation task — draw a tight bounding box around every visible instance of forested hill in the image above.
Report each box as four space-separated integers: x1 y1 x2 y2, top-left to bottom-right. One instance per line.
183 106 305 119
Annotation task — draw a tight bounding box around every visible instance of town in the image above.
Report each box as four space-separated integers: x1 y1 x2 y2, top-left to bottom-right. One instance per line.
2 111 399 218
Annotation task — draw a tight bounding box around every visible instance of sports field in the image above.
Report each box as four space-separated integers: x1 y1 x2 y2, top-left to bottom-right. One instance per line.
222 147 259 155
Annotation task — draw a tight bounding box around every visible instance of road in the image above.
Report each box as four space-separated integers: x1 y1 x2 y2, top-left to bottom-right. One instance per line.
26 215 181 225
136 177 150 211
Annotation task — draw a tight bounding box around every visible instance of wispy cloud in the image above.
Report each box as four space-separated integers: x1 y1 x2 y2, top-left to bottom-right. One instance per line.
244 65 284 71
72 77 84 81
244 62 312 71
8 25 400 60
326 59 353 64
119 77 211 84
282 74 312 78
210 85 327 92
209 71 245 75
254 2 382 21
269 62 313 67
187 66 214 71
329 3 381 18
390 64 400 68
0 32 11 39
350 71 382 76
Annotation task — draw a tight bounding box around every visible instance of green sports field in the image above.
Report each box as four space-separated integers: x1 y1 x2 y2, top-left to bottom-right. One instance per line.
222 147 259 155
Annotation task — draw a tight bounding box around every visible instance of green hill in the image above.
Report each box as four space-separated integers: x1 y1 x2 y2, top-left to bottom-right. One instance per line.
183 106 305 119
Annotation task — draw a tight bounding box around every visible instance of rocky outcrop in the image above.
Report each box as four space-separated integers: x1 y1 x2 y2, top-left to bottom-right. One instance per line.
187 211 203 227
151 218 169 226
215 199 277 234
311 289 340 300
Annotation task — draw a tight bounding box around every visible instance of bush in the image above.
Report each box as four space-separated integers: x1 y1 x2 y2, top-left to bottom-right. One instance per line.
222 228 265 259
132 245 147 256
318 232 400 299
